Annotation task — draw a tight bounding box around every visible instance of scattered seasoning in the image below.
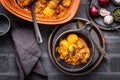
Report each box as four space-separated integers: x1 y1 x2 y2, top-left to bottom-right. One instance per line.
113 8 120 22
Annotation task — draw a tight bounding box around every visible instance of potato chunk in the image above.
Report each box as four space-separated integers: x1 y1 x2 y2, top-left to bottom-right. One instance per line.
68 44 76 53
43 7 55 17
67 34 78 44
47 1 58 9
76 40 84 49
59 40 69 49
62 0 71 7
34 1 46 14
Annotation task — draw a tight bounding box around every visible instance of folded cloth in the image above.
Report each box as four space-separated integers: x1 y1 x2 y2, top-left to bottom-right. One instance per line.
11 22 48 80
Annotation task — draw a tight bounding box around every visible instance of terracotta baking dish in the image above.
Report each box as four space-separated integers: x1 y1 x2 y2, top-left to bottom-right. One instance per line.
0 0 80 25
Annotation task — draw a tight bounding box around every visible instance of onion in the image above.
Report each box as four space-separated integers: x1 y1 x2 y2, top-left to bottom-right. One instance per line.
89 4 99 17
98 0 110 6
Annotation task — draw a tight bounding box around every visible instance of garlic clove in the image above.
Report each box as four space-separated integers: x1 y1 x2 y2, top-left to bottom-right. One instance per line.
100 8 110 17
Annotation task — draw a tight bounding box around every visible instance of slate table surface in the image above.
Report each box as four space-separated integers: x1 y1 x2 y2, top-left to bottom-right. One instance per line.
0 0 120 80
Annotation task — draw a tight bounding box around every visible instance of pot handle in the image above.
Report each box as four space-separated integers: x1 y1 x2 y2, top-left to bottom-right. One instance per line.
77 21 94 43
77 21 94 50
77 20 93 41
77 21 110 61
77 21 93 36
86 23 110 61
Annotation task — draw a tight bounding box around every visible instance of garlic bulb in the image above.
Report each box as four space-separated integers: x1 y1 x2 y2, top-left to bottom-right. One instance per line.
104 15 113 24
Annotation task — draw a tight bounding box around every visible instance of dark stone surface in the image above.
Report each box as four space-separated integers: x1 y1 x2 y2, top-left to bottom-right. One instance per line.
0 0 120 80
110 57 120 72
0 55 9 72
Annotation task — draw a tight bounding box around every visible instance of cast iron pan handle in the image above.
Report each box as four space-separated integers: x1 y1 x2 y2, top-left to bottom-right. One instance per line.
77 21 95 60
77 21 110 61
77 21 93 41
87 23 110 61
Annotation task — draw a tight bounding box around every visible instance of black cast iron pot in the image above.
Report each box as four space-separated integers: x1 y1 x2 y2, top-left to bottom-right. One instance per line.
52 21 95 72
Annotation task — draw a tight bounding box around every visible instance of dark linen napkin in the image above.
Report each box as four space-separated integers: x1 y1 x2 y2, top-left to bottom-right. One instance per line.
11 23 48 80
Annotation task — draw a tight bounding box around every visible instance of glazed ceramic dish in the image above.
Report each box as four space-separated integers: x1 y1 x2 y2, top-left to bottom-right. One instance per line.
48 18 105 75
87 0 120 30
0 0 80 25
